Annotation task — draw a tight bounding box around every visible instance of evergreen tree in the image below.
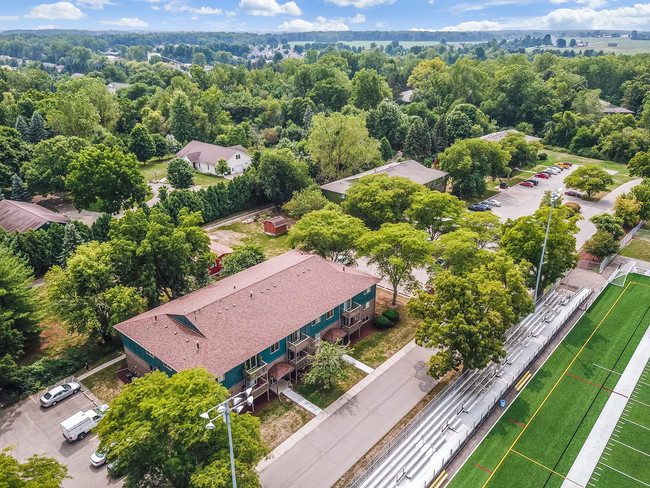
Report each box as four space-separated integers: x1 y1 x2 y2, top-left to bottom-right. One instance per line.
15 116 29 140
379 137 393 161
10 174 31 202
158 185 169 202
58 223 84 267
302 105 313 136
169 92 194 144
404 118 432 161
91 213 112 242
432 115 448 154
128 124 156 162
0 188 4 200
27 111 47 144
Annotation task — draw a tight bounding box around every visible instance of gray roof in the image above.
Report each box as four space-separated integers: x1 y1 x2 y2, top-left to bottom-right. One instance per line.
320 160 448 196
175 141 248 167
479 129 541 143
599 100 634 114
0 200 70 233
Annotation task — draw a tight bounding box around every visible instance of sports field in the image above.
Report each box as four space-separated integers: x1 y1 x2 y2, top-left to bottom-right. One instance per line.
446 274 650 488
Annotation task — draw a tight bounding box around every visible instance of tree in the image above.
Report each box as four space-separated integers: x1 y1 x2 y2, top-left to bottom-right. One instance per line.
15 116 29 139
216 159 230 176
303 339 350 389
257 149 312 208
58 222 84 267
0 447 69 488
10 174 32 202
366 101 408 150
282 186 329 219
438 138 510 198
403 118 432 162
349 68 391 110
221 245 266 276
590 213 624 240
563 165 614 198
307 113 381 182
584 231 620 260
0 247 41 359
432 228 483 275
169 91 195 144
500 132 539 168
628 151 650 178
66 145 147 213
343 174 426 229
405 191 465 240
630 180 650 220
539 190 564 209
91 213 112 242
288 208 368 262
614 194 642 227
356 223 433 304
501 206 580 291
45 241 144 343
22 136 89 196
459 210 502 249
94 368 267 488
167 157 195 189
0 127 31 190
409 254 534 378
129 124 156 162
379 137 392 161
26 111 47 144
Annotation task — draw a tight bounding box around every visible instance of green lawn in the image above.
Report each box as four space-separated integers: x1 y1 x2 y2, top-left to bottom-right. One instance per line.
619 239 650 262
448 275 650 488
255 399 313 450
137 159 226 188
82 359 126 404
294 364 366 409
212 221 292 258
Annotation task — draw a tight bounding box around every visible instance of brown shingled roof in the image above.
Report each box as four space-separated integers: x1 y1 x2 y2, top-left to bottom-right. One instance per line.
0 200 70 233
115 250 379 377
175 141 248 167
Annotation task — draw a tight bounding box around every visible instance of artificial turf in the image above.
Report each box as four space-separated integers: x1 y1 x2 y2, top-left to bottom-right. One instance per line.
447 274 650 488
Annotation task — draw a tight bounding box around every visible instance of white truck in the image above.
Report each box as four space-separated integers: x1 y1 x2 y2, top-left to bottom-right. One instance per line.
61 404 109 442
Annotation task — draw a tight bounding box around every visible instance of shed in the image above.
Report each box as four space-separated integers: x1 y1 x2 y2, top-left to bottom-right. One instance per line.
208 240 233 276
264 217 288 236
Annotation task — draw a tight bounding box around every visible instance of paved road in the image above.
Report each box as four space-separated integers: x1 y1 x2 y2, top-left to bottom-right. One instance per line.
259 344 437 488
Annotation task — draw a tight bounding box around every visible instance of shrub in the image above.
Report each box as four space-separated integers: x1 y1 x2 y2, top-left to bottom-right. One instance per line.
565 202 581 214
382 309 400 323
373 316 394 329
538 153 548 160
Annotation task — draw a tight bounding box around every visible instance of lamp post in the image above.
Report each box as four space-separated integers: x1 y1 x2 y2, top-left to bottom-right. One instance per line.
534 189 561 303
200 388 254 488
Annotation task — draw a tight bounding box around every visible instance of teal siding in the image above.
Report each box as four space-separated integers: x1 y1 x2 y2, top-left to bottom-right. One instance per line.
122 335 176 377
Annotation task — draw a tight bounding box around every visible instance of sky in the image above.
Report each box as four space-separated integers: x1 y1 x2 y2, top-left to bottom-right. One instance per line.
3 0 650 33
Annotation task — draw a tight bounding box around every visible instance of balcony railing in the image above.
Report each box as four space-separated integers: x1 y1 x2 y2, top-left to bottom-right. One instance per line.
250 380 269 399
243 360 268 382
288 333 312 354
342 302 363 321
289 353 309 371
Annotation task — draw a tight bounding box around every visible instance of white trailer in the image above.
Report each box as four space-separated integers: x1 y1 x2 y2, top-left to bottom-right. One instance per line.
61 404 109 442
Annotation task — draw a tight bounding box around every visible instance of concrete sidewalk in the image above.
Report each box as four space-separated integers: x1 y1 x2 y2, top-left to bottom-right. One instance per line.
258 341 437 488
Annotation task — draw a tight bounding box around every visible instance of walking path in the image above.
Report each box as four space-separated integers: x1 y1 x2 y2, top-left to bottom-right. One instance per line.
560 325 650 488
281 388 323 416
257 341 438 488
77 354 126 381
343 354 374 374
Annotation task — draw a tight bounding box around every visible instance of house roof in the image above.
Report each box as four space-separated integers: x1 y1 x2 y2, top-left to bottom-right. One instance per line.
209 240 233 256
599 100 634 114
320 160 448 196
175 141 248 167
266 216 286 227
0 200 70 233
114 250 379 377
479 129 541 143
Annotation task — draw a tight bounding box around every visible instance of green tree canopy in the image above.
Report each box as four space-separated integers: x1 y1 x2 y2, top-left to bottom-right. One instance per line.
584 231 620 260
590 213 624 240
0 126 32 189
499 132 540 168
405 191 465 240
343 174 426 229
0 447 69 488
128 123 156 162
403 117 432 162
303 339 350 389
628 151 650 178
257 149 312 208
66 145 147 213
366 101 408 150
282 186 329 219
349 68 391 111
356 222 433 304
563 164 614 198
167 157 195 189
221 244 266 276
94 368 267 488
614 194 642 227
10 174 32 202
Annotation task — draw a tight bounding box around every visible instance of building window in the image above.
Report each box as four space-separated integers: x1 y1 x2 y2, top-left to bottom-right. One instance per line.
326 309 335 320
217 373 225 383
235 154 241 159
365 286 372 294
288 331 300 343
314 332 321 341
311 317 321 326
364 301 370 309
363 316 369 323
270 342 280 354
244 355 259 370
343 299 352 310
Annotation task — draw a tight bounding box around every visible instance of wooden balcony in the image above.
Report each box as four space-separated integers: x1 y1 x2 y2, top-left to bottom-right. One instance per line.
341 303 363 321
288 333 312 355
250 379 269 399
243 360 268 383
289 354 309 371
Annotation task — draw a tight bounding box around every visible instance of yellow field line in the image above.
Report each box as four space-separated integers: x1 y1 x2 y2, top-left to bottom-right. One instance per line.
430 470 447 488
480 281 634 488
515 371 532 391
510 449 584 487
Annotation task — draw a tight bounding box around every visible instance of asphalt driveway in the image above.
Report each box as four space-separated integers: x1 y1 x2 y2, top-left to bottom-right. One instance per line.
0 383 123 488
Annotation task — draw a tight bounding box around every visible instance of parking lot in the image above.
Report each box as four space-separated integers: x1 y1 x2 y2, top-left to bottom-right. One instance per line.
0 382 123 488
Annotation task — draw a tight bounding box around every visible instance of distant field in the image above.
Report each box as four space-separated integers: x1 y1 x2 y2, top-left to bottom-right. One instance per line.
288 40 477 49
529 37 650 55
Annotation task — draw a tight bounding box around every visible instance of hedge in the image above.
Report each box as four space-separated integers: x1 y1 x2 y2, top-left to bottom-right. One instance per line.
373 316 395 329
382 309 400 323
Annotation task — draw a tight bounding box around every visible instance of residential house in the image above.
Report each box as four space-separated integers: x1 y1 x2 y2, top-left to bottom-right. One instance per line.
0 200 70 233
107 82 132 94
320 160 448 202
599 99 635 115
114 250 380 405
175 140 252 175
479 129 542 143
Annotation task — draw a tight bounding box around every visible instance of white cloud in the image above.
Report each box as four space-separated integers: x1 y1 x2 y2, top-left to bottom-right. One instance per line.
431 20 502 31
25 2 86 20
0 16 19 20
428 0 434 3
326 0 394 6
536 4 650 29
349 13 365 23
278 16 349 31
550 0 607 6
226 10 236 16
186 6 223 14
239 0 301 16
34 24 58 28
100 17 149 26
375 21 386 27
76 0 116 9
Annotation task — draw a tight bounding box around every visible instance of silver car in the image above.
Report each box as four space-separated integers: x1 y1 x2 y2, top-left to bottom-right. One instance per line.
90 448 108 467
482 199 501 207
40 382 81 407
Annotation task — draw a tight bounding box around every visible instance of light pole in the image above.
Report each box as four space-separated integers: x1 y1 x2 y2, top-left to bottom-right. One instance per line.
534 189 561 303
200 388 254 488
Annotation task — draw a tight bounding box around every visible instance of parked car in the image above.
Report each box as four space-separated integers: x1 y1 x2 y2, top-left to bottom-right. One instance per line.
560 161 573 167
552 165 565 171
40 382 81 407
482 199 501 207
525 179 539 185
468 203 491 211
90 448 108 467
565 190 582 197
61 404 109 442
520 181 534 187
547 167 561 174
542 168 558 175
535 173 550 179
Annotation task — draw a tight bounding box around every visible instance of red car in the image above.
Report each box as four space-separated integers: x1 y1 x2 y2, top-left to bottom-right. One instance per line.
535 173 550 179
565 190 581 197
520 181 534 187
